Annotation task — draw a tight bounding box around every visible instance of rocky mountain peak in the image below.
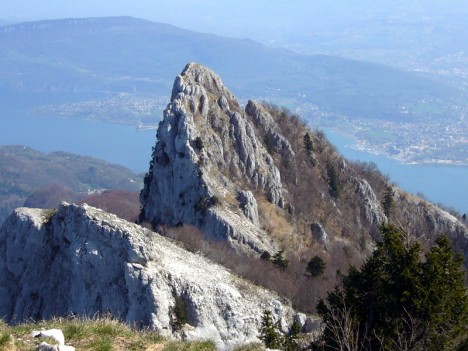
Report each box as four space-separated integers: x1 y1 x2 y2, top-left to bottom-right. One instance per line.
140 62 468 261
140 63 287 253
171 63 238 105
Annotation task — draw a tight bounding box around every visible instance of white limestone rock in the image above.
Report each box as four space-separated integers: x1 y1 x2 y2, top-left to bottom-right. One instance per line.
245 100 295 158
396 190 468 261
32 329 75 351
32 329 65 346
237 190 260 227
353 178 386 226
140 63 284 254
0 203 302 350
311 222 328 245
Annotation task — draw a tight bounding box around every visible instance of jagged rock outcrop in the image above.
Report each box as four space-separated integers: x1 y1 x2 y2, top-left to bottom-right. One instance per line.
311 222 328 245
0 203 306 350
353 178 387 226
139 62 468 263
140 63 285 253
237 190 260 227
245 100 295 158
395 190 468 261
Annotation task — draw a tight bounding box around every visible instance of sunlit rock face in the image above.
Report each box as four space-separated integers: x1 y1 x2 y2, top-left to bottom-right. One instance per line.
0 203 302 350
140 63 286 254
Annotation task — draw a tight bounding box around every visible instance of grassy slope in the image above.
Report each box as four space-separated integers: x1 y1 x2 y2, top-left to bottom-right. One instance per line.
0 317 264 351
0 317 219 351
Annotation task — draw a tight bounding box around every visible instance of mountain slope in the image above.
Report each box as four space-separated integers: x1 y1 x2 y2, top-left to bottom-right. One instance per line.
0 16 463 120
140 63 468 271
0 145 141 225
0 203 304 349
0 64 466 350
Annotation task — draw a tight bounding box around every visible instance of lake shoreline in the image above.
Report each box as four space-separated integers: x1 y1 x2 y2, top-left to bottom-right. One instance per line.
2 111 467 214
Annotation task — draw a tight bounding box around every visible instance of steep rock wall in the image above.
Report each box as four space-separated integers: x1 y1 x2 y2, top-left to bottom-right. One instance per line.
0 203 304 350
140 63 284 253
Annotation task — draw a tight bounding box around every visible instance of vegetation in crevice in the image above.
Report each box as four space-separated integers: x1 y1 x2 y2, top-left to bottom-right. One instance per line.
171 295 189 332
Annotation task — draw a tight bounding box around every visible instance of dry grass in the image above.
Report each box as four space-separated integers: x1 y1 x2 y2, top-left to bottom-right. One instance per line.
159 225 332 313
257 197 295 248
0 316 215 351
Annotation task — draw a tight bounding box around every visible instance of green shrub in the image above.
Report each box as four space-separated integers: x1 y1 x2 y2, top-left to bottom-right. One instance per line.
272 251 289 271
193 137 204 151
173 296 188 331
307 256 325 277
259 310 282 349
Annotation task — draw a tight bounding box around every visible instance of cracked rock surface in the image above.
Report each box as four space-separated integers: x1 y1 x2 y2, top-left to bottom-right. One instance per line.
0 203 302 350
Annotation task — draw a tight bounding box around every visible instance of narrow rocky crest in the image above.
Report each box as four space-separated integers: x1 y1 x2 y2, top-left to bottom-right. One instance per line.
0 203 307 350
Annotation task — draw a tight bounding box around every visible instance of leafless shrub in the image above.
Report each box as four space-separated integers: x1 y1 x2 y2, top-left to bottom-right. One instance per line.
158 224 337 312
79 190 140 222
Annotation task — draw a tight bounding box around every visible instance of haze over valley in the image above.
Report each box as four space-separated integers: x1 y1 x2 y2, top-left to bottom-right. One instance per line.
0 8 466 213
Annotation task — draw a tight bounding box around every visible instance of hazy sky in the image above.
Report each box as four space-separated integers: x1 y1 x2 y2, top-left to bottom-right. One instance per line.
0 1 347 43
1 1 466 57
1 0 290 23
2 1 466 35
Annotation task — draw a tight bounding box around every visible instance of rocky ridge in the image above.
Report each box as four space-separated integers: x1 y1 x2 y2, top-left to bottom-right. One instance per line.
0 203 311 350
0 62 466 351
140 63 286 254
140 63 468 265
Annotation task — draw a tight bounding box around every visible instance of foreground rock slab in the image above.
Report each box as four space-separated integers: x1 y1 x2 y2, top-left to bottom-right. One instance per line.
0 203 303 350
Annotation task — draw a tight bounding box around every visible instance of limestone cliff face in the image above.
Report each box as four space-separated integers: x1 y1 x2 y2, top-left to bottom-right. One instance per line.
140 63 284 253
139 63 468 261
394 190 468 260
0 203 305 350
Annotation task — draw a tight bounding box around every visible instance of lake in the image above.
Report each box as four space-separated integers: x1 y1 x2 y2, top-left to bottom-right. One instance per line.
326 131 467 215
0 92 156 174
1 99 466 214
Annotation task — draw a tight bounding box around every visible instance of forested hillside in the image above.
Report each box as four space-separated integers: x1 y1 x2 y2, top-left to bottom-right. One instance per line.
0 146 141 224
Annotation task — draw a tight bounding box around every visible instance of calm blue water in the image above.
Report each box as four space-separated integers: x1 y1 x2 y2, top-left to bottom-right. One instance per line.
0 104 466 214
326 131 467 215
0 92 157 174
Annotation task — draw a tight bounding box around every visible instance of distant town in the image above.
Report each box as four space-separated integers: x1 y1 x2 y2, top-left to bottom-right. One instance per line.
31 94 467 166
299 103 467 166
31 94 167 129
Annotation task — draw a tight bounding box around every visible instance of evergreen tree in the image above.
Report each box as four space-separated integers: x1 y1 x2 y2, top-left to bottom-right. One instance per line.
259 310 282 349
259 310 301 350
282 320 301 351
272 250 289 271
317 224 468 351
260 250 271 260
307 256 326 277
303 132 314 154
327 163 340 198
382 185 395 219
419 236 467 350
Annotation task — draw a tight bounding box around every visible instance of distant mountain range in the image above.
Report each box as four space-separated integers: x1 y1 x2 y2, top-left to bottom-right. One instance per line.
0 16 464 121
